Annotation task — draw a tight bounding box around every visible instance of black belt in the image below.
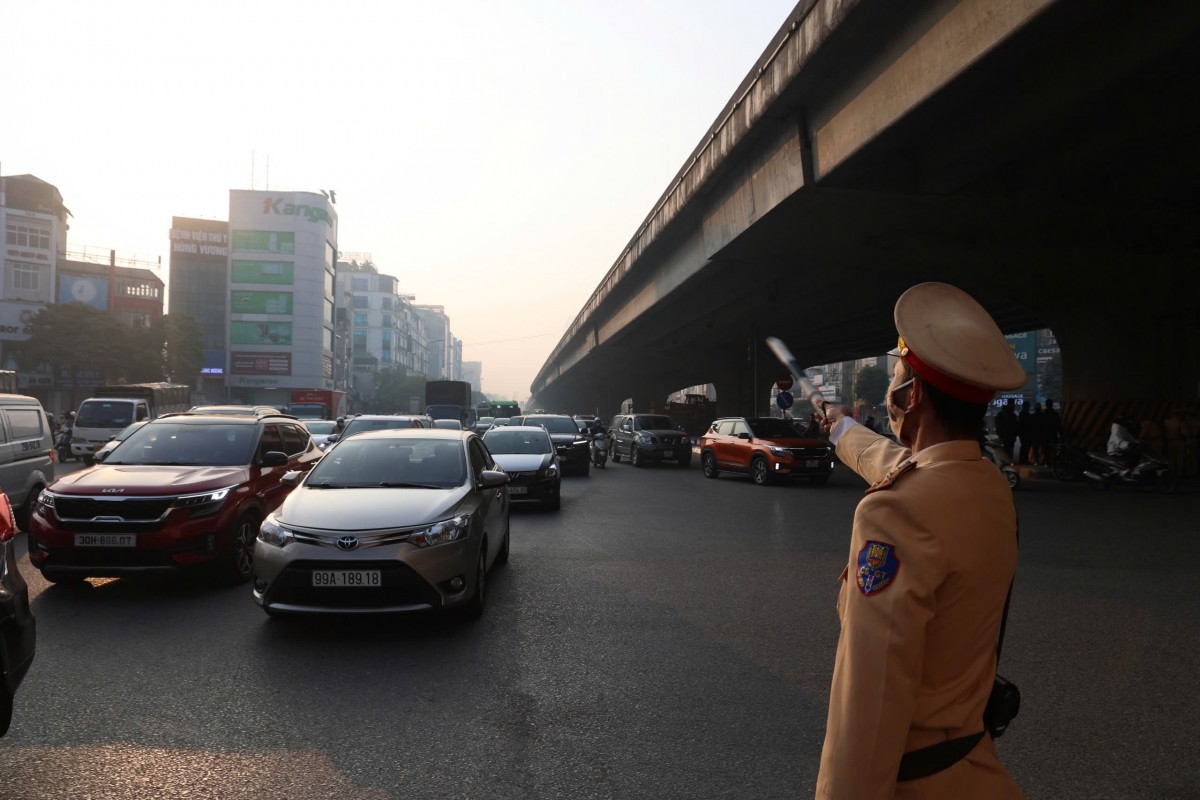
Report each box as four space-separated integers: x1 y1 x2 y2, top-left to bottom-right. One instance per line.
897 732 985 782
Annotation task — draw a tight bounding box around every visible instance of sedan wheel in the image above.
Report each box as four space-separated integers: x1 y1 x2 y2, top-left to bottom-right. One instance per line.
463 545 486 618
751 456 771 486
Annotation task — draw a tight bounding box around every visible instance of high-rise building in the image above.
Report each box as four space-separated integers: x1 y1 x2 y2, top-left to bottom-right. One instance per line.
225 190 338 408
168 216 229 401
0 174 68 399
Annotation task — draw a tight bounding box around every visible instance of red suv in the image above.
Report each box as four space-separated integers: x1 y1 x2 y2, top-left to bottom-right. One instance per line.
28 412 321 585
699 416 834 485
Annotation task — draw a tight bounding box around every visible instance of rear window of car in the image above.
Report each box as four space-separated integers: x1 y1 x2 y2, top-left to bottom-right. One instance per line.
303 420 336 435
342 417 417 437
749 418 806 438
484 429 553 455
634 416 675 431
525 417 579 435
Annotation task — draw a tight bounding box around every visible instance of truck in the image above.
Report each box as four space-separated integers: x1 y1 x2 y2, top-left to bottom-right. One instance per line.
287 389 347 420
72 382 191 463
425 380 475 428
666 393 718 437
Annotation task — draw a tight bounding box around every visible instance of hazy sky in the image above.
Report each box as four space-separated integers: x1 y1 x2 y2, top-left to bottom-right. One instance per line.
5 0 798 400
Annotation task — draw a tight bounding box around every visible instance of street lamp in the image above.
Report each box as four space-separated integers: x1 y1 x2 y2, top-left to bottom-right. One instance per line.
423 338 444 379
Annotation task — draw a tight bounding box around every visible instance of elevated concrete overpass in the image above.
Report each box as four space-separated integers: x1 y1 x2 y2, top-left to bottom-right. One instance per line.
530 0 1199 437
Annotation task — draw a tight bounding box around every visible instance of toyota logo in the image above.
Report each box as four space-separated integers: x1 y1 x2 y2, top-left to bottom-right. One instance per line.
336 536 359 551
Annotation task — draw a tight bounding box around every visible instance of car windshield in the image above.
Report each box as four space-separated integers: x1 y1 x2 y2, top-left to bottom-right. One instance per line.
303 420 337 435
75 400 133 427
484 429 553 455
341 417 416 438
116 421 146 440
490 419 510 427
311 437 466 488
104 423 256 466
749 418 807 438
526 417 579 435
635 416 675 431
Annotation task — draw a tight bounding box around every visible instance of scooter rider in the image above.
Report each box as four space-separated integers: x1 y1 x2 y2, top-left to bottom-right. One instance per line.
1107 415 1141 476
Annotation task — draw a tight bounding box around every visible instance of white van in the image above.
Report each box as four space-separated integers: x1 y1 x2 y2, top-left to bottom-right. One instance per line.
71 383 190 463
0 394 55 530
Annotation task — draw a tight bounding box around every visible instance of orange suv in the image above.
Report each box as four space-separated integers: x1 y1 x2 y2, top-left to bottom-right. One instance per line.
699 416 834 485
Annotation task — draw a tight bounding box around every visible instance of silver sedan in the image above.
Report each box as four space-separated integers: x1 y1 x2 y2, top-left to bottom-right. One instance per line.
251 429 510 618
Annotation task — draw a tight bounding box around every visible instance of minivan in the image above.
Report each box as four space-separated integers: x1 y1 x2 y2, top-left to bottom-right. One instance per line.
0 394 55 530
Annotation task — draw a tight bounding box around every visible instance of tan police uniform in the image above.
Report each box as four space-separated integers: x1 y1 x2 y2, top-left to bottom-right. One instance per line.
815 283 1026 800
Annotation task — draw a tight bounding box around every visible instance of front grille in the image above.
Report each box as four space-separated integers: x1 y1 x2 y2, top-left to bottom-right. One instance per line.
788 447 830 459
55 497 174 522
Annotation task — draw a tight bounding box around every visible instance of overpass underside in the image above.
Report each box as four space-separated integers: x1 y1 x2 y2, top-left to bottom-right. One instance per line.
533 0 1200 432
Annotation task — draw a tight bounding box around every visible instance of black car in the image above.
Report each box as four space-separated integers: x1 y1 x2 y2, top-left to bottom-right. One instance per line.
611 414 692 467
509 414 590 476
483 426 562 510
1 492 34 737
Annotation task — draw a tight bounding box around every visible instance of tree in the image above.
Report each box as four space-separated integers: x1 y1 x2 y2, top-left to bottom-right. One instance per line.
853 365 890 409
19 303 132 408
159 313 206 386
370 368 427 414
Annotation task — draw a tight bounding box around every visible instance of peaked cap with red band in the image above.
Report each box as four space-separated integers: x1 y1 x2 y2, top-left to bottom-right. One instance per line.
893 283 1026 404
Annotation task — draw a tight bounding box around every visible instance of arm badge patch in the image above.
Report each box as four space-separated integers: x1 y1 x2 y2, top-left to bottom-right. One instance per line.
856 540 900 596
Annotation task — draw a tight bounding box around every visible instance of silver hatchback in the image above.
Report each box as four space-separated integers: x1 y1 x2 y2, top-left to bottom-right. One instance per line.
251 429 510 618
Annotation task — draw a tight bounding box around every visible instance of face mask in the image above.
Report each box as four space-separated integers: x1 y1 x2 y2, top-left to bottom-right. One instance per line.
887 377 915 441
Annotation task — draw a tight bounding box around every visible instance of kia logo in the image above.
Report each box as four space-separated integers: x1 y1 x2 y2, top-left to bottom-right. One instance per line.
336 536 359 551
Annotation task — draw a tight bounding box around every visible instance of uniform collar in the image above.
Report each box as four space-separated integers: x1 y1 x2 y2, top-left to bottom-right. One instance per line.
911 438 983 467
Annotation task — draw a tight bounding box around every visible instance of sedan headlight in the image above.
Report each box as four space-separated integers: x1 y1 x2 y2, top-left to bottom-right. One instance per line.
408 514 471 548
537 463 560 478
767 445 791 457
258 514 295 547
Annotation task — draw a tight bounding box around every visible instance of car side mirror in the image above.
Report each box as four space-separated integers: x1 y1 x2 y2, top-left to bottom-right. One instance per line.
281 470 303 487
326 434 340 443
480 469 509 488
261 451 289 467
737 432 751 440
94 450 109 463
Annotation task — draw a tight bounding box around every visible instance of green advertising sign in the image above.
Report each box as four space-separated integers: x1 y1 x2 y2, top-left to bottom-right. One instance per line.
231 291 293 315
230 321 292 345
232 230 295 254
232 260 294 285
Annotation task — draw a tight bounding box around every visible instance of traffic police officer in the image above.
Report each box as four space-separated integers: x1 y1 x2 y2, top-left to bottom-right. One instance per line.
816 282 1026 799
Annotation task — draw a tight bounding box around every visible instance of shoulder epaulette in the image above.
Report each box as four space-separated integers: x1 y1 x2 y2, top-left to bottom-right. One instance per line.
865 457 917 494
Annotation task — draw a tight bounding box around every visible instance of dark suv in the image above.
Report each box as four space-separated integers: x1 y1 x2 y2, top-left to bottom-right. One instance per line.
509 414 590 476
611 414 692 467
28 411 321 585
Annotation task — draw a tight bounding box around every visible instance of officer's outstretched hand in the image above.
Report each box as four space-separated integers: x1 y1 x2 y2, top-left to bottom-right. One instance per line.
821 404 852 436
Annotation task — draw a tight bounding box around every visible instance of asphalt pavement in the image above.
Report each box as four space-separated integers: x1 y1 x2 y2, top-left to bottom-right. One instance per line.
0 456 1196 799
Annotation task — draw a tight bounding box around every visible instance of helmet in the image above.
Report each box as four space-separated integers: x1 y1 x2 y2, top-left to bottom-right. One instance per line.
67 411 76 419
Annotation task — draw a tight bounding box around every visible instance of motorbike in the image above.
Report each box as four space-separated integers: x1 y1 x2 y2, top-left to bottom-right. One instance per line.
983 434 1020 490
55 428 75 463
590 429 608 469
1082 447 1178 493
1048 438 1089 482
